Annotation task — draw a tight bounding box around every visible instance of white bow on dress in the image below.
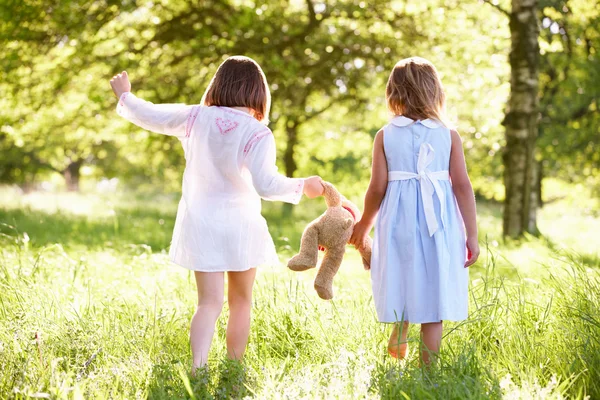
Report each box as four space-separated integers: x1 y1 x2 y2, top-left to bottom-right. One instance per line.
388 143 449 236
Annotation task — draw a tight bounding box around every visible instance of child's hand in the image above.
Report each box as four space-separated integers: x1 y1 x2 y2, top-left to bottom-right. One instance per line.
110 71 132 99
303 176 324 198
465 236 480 267
349 219 370 251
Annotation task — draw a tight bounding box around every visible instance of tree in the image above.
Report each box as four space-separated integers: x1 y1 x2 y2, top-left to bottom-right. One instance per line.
484 0 541 237
504 0 540 237
0 0 137 190
5 0 595 210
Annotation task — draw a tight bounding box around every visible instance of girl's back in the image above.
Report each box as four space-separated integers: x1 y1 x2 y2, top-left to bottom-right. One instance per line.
116 93 304 272
176 104 304 271
383 116 450 174
184 105 281 213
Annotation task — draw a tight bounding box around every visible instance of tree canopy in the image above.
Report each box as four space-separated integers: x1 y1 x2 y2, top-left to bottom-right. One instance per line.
0 0 598 205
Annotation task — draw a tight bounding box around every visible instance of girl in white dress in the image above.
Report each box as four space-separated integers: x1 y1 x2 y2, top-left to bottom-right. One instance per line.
109 56 323 371
350 57 480 365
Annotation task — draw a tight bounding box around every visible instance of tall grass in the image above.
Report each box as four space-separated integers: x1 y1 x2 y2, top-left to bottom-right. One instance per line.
0 188 599 399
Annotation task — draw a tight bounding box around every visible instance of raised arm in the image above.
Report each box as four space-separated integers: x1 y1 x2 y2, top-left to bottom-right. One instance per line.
110 71 193 138
449 129 479 267
244 132 322 203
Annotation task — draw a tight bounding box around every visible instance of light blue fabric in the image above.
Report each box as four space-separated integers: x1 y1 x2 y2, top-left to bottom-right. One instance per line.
371 116 468 324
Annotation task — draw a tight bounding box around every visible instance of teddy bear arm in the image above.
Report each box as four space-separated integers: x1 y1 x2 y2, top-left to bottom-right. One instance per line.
322 182 343 207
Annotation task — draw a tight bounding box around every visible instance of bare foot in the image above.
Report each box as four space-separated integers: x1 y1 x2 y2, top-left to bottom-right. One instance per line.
387 322 409 359
388 342 408 359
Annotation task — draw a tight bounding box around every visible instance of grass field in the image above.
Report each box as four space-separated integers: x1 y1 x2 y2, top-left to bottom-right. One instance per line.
0 183 599 399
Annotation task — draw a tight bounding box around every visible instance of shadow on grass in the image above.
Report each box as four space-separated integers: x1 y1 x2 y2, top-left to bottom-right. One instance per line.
147 363 197 400
212 360 254 400
370 351 502 400
0 206 175 251
537 233 600 270
0 201 317 255
146 360 252 400
580 253 600 268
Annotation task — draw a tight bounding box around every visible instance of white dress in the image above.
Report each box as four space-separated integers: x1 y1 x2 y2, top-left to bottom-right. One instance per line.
116 92 304 272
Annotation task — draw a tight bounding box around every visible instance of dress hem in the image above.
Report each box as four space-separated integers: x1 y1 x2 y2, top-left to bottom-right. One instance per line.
169 257 280 272
378 316 467 324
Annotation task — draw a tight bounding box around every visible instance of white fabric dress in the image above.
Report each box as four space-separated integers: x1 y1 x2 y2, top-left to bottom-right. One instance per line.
116 92 304 271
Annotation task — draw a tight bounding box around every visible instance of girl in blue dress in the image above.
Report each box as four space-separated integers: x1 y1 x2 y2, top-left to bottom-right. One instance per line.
350 57 479 364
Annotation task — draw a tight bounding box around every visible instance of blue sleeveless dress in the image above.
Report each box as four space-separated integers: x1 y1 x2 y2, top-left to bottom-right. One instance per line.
371 116 468 324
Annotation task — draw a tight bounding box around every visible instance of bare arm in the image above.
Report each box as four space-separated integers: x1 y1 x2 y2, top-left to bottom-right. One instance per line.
349 129 388 250
449 129 480 267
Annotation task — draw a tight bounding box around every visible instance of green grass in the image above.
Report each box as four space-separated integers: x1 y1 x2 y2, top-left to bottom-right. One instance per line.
0 184 599 399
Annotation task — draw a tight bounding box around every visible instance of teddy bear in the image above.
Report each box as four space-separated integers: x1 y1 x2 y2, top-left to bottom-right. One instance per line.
287 181 372 300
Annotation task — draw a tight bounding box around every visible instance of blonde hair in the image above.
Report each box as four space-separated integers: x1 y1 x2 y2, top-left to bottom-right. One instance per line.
386 57 448 126
202 56 271 123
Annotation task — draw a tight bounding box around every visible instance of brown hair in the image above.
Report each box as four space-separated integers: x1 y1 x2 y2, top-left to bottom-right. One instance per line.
202 56 271 123
386 57 448 126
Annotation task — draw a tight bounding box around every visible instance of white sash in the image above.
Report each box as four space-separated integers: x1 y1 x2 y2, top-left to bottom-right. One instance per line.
388 143 449 236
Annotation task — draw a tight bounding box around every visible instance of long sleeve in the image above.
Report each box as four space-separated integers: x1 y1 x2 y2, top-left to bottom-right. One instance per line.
245 132 304 204
116 92 195 138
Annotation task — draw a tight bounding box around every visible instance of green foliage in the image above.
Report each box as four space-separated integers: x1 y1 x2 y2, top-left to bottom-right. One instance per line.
4 0 595 200
1 0 597 200
0 1 139 186
538 0 600 190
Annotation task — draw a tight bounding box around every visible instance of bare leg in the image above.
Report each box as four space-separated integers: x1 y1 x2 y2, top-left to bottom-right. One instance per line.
388 321 410 359
420 322 443 365
226 268 257 360
191 272 224 370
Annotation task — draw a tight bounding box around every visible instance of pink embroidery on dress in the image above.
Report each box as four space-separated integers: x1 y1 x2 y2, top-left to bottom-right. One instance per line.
186 106 201 138
119 92 130 107
215 117 239 135
243 129 272 154
292 180 303 202
295 180 303 194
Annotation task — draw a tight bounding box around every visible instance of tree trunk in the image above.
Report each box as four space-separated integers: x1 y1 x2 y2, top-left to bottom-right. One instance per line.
537 159 543 208
282 120 299 217
502 0 540 238
284 122 298 178
63 160 82 191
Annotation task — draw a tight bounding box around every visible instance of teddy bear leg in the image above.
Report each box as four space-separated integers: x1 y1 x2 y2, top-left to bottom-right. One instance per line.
314 248 345 300
288 225 320 272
